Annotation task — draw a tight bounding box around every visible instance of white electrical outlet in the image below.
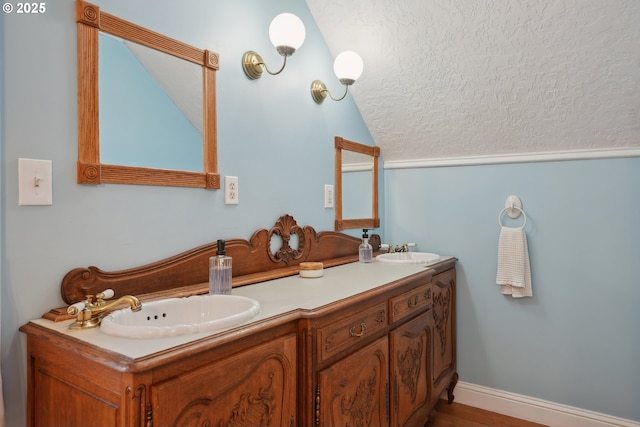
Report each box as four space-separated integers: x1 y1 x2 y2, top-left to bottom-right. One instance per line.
18 158 53 206
225 176 239 205
324 184 334 208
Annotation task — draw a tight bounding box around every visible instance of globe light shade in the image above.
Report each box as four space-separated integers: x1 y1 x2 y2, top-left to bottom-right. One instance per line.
268 13 306 51
333 51 364 84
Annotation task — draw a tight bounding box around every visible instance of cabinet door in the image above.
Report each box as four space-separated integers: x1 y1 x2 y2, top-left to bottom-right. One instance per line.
32 362 120 427
318 337 389 427
432 269 456 393
390 310 432 427
152 334 296 427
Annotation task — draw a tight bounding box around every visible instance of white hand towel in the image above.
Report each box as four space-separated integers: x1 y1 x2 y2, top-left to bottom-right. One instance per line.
496 226 532 298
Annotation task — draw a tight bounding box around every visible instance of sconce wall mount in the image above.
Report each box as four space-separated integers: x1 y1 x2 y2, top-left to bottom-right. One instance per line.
242 13 305 80
242 51 268 80
311 51 363 104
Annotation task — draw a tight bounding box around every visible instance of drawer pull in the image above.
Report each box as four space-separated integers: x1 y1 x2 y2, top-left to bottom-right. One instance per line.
349 322 366 337
408 295 420 308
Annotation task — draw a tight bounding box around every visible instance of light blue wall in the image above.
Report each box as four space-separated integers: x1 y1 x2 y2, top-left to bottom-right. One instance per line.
384 157 640 421
1 1 375 425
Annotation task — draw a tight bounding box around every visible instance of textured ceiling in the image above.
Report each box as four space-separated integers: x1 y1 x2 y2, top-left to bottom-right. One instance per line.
305 0 640 163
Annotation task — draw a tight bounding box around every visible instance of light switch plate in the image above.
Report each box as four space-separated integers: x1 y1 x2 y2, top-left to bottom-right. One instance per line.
18 158 53 206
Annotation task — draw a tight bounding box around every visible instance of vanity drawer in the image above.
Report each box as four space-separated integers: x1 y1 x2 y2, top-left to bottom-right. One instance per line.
390 283 431 323
316 302 387 362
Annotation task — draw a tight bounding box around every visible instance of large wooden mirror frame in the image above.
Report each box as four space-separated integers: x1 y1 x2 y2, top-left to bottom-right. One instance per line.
76 0 220 189
334 136 380 231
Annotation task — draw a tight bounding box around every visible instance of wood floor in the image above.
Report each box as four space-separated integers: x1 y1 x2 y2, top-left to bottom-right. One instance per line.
430 399 548 427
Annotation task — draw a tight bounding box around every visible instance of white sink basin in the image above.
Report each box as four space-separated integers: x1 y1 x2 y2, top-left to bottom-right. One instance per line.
376 252 441 264
100 294 261 339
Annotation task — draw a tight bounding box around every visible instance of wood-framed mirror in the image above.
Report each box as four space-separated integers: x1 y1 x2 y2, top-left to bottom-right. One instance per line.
75 0 220 189
334 136 380 231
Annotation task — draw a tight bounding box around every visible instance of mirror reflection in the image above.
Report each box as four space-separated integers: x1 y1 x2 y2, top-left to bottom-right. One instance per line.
342 151 373 219
334 136 380 231
99 34 204 172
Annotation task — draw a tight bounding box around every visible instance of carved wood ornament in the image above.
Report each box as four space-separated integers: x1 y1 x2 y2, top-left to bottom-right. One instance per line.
340 369 378 426
433 285 451 356
398 338 423 402
57 214 381 307
267 214 305 265
172 372 276 427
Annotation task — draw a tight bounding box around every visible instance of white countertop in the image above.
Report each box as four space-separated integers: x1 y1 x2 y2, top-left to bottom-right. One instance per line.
28 258 452 360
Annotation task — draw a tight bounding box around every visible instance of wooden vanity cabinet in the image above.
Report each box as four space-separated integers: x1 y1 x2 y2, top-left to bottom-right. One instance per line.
24 265 456 427
27 338 125 427
305 272 451 427
22 215 457 427
23 322 297 427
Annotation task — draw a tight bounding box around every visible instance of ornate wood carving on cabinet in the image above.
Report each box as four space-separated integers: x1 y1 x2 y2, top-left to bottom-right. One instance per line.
57 214 381 307
151 334 296 427
317 337 390 427
431 269 458 405
433 288 450 356
391 311 432 427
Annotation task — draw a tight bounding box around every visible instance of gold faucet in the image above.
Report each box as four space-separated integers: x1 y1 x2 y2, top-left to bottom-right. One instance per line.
381 244 409 253
67 289 142 330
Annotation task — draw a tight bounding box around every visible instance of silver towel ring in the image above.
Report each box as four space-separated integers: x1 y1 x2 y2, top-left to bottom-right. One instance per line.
498 195 527 228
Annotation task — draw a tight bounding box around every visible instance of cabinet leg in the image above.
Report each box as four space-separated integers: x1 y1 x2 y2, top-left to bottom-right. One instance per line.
446 372 459 404
424 407 437 427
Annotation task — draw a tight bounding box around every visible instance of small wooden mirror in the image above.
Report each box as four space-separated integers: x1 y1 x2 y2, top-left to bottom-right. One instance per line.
334 136 380 231
76 0 220 189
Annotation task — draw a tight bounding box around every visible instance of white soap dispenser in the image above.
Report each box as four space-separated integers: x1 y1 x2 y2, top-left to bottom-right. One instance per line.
359 229 373 263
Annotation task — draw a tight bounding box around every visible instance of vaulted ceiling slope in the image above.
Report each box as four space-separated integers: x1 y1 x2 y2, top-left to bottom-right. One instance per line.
305 0 640 164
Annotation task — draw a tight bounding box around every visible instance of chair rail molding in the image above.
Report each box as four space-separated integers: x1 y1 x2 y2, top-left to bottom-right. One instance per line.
384 147 640 169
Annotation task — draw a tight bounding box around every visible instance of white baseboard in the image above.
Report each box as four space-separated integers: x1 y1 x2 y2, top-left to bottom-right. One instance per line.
451 381 640 427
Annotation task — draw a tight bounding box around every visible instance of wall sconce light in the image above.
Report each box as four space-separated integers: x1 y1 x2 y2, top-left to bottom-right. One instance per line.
311 51 364 104
242 13 306 80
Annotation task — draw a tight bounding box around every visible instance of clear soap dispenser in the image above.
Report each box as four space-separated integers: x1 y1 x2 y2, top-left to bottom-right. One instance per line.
209 239 232 294
359 229 373 263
